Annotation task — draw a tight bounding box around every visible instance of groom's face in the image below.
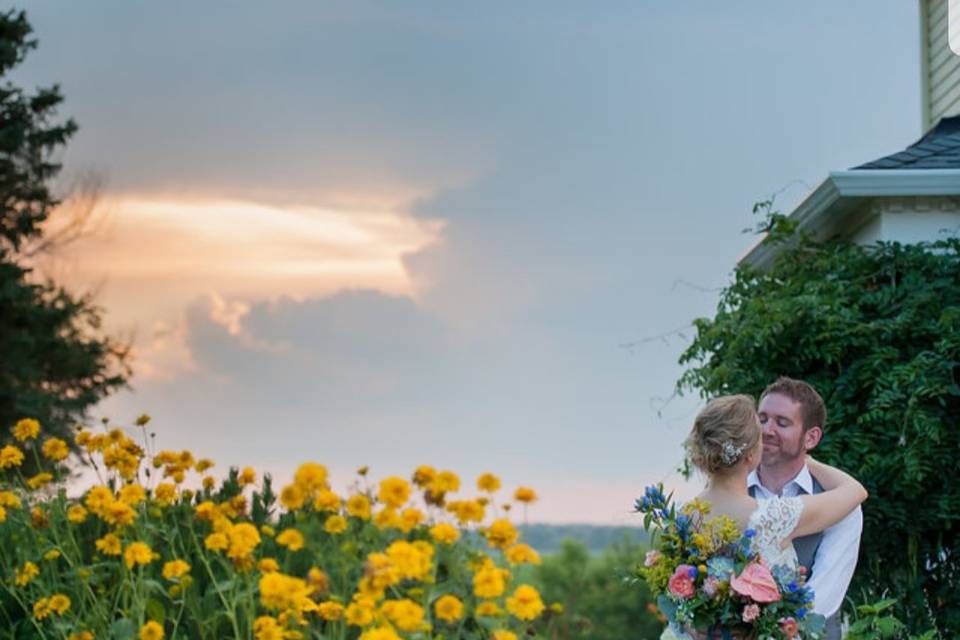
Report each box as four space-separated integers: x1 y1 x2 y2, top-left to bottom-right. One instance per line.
757 392 806 466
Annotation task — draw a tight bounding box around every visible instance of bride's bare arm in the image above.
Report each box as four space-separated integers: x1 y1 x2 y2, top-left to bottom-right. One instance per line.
789 458 867 541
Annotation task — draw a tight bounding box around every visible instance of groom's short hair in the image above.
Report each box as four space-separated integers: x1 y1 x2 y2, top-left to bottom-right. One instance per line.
761 377 826 432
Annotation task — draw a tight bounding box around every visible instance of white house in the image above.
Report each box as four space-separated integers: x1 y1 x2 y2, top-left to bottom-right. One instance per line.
741 0 960 269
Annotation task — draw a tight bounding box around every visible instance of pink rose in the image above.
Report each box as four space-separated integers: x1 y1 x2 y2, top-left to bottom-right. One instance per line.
742 603 761 623
644 550 662 567
779 617 799 639
667 565 696 599
730 561 781 603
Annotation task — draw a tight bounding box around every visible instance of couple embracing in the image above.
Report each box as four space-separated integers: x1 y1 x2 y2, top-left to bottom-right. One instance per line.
663 378 865 640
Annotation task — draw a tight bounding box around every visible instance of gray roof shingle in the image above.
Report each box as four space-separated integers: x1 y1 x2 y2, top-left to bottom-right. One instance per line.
854 115 960 170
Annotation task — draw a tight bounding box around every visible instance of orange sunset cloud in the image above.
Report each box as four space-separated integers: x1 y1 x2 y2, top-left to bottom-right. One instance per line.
32 194 443 379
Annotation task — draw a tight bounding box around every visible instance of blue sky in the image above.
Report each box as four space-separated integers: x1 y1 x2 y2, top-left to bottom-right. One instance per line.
18 1 919 522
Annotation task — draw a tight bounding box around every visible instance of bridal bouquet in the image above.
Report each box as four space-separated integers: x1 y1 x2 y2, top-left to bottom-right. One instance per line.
633 485 825 639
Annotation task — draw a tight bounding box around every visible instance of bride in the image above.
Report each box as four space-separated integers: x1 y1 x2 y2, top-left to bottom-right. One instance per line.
663 395 867 640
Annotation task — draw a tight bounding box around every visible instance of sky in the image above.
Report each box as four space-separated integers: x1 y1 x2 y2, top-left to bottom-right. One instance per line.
15 1 920 523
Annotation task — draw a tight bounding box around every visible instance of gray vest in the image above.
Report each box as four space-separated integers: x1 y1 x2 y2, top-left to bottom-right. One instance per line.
750 478 841 640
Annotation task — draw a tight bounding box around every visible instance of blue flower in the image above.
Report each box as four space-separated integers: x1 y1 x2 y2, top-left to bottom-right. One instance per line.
687 566 698 578
744 529 756 538
787 581 798 593
707 557 735 578
796 608 807 619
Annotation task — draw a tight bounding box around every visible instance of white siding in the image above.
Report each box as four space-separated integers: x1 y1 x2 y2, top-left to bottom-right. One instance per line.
861 197 960 245
923 0 960 129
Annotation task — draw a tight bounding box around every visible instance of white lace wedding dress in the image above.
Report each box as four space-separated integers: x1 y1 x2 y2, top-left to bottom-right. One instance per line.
661 496 804 640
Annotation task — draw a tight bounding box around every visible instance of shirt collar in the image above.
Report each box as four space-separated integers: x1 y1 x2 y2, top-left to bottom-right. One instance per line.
792 464 814 494
748 464 814 495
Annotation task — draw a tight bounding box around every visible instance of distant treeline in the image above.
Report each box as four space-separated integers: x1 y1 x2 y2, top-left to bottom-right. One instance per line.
519 524 649 554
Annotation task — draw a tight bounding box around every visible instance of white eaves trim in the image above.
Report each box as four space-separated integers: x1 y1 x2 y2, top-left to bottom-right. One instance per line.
739 169 960 269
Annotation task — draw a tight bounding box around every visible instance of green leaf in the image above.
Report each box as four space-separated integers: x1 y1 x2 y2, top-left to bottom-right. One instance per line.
875 616 904 638
110 618 137 640
146 598 166 625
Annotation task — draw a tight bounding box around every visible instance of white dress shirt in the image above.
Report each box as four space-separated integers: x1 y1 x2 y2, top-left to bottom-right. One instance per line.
747 465 863 618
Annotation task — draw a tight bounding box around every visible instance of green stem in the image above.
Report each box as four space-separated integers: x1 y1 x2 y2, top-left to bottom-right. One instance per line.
188 527 241 638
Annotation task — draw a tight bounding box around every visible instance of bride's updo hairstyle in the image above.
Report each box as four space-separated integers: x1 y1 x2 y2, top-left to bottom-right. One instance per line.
685 395 760 476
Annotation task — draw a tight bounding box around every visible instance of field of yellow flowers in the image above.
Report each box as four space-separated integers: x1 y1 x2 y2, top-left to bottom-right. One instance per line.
0 417 556 640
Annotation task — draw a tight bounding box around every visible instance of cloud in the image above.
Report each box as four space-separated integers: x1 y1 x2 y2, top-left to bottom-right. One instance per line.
35 196 441 331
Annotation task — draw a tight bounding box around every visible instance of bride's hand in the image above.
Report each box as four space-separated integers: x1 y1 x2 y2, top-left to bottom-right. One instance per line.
805 456 857 491
790 456 867 539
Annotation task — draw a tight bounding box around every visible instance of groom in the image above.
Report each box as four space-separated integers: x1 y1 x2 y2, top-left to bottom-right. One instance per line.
748 378 862 640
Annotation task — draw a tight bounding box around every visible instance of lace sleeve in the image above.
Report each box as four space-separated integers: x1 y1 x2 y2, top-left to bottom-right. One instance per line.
748 496 804 562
